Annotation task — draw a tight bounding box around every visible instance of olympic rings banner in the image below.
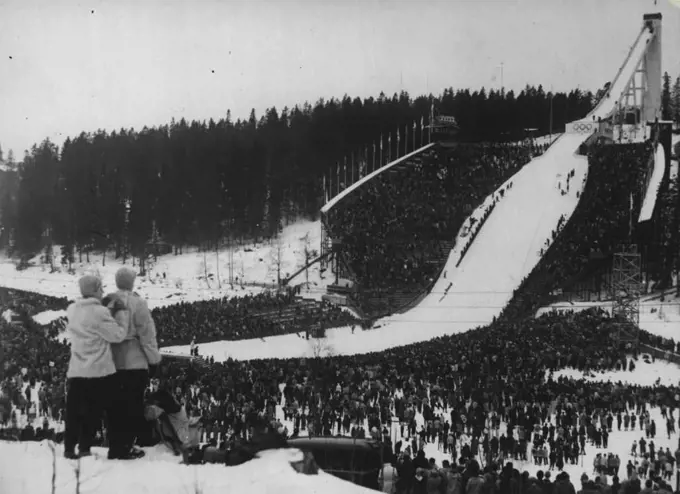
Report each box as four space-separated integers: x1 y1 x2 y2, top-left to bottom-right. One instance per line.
567 121 596 134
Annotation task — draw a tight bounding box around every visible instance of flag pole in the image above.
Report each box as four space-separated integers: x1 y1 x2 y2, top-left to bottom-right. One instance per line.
372 142 376 173
412 121 416 151
379 134 383 169
388 133 392 163
344 157 347 189
351 152 355 184
364 145 368 177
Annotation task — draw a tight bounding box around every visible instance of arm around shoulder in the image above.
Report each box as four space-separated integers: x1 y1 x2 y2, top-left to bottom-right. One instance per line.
94 305 127 343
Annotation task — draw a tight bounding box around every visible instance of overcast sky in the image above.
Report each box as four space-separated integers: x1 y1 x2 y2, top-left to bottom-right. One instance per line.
0 0 679 156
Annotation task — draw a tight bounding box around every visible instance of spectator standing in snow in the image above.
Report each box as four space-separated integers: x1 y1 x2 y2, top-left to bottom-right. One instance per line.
64 275 127 460
106 267 162 460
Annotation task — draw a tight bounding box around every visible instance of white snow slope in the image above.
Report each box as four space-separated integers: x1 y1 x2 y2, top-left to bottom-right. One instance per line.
638 143 666 223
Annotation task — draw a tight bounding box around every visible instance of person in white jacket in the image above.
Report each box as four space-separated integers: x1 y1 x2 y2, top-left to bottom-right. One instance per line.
105 267 162 460
64 275 127 460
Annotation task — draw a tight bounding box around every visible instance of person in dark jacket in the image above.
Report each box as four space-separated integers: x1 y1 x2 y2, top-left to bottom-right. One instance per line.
553 471 576 494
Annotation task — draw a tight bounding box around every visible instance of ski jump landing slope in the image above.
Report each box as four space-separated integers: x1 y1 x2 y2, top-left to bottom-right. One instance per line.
382 133 590 335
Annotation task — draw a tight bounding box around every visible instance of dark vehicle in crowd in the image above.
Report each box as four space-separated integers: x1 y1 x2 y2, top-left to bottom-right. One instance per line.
287 436 385 491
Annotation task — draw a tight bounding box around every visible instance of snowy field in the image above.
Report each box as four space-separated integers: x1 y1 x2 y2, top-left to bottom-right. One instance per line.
0 220 330 310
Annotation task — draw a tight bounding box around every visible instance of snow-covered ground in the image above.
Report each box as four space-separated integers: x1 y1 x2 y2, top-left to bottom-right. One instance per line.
0 220 330 310
2 308 65 326
31 310 67 326
550 356 680 387
536 294 680 343
0 442 376 494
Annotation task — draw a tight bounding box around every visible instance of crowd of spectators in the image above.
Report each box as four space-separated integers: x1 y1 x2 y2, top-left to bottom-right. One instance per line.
151 291 358 345
0 284 360 347
502 142 653 322
3 282 680 492
0 287 69 316
456 180 514 268
326 142 537 317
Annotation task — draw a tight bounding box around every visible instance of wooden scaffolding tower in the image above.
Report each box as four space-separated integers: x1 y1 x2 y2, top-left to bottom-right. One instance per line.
611 244 642 349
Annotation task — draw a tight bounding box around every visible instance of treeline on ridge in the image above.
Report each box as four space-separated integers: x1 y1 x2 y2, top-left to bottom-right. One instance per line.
0 86 596 267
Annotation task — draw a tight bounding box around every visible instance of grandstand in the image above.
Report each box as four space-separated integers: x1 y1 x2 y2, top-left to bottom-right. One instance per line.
320 140 538 319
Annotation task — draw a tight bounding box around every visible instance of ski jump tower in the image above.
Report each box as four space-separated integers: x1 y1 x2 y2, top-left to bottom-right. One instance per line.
605 13 663 350
639 13 662 124
568 13 662 142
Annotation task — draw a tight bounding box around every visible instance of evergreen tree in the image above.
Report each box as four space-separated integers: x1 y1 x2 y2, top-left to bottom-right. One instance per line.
5 84 595 260
671 76 680 124
661 72 672 120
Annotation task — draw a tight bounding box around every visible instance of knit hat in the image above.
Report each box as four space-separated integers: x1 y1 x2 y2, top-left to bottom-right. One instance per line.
79 275 102 298
115 267 137 291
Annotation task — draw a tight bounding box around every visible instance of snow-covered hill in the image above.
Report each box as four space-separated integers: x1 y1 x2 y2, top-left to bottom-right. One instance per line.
0 220 329 310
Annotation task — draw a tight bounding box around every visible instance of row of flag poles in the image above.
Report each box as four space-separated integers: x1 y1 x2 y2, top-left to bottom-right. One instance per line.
323 111 434 204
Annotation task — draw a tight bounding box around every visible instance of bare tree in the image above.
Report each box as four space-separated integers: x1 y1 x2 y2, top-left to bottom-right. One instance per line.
199 251 211 289
215 238 222 289
309 336 335 358
239 261 246 287
269 235 284 285
301 233 318 284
